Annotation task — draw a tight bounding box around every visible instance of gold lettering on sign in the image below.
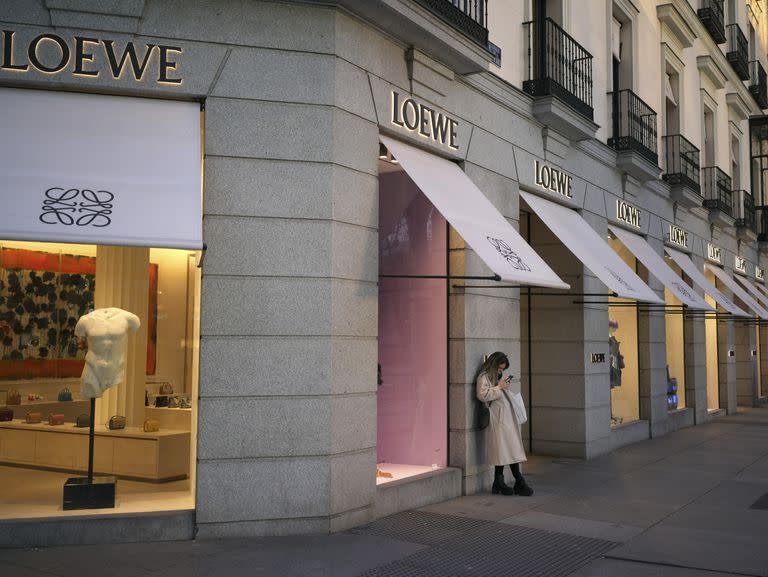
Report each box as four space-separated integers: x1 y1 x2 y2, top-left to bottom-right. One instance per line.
757 267 765 281
534 160 573 198
707 243 722 263
390 91 458 149
616 200 641 228
735 256 747 274
668 225 688 249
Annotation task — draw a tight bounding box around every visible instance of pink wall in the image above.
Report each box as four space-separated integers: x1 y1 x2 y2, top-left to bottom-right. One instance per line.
377 165 447 467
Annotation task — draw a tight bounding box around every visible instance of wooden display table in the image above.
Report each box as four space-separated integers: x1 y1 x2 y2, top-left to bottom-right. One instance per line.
0 421 190 482
8 399 90 422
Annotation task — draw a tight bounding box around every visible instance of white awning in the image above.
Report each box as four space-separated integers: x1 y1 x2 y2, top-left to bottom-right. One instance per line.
734 274 768 309
705 264 768 319
380 136 569 289
608 226 713 311
519 191 663 303
0 88 202 249
665 249 748 316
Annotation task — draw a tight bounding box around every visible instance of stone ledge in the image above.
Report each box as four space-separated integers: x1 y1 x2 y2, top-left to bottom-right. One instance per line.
615 149 661 182
374 467 462 519
610 419 649 451
530 96 599 142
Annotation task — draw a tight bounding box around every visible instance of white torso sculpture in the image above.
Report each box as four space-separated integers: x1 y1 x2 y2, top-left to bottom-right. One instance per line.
75 307 141 399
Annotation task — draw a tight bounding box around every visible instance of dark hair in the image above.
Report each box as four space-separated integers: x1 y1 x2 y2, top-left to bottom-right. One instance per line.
475 351 509 386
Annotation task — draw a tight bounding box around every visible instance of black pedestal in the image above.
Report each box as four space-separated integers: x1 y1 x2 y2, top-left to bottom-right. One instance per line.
63 476 116 510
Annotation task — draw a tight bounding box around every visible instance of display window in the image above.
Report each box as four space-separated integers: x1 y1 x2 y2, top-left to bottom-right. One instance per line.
663 261 686 411
704 270 721 411
0 241 201 519
376 154 447 484
607 237 640 426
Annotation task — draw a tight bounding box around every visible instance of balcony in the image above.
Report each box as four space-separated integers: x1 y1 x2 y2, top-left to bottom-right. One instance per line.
757 206 768 242
663 134 702 207
702 166 735 227
734 189 757 240
608 90 659 180
698 0 726 44
414 0 488 47
749 60 768 109
523 18 597 141
726 24 750 81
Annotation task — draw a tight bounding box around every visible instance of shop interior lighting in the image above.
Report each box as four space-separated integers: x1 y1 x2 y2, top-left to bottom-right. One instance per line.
378 143 399 164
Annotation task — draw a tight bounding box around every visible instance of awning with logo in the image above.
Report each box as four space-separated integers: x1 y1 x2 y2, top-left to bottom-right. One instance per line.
0 87 202 249
608 226 713 310
379 135 569 289
664 248 749 317
734 275 768 309
705 264 768 319
519 191 662 303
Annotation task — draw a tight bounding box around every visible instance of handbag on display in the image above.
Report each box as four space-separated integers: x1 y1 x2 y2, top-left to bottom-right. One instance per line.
26 411 43 424
75 414 91 428
159 383 173 395
0 408 13 421
108 415 126 430
6 389 21 405
143 418 160 432
179 398 191 409
57 387 73 402
48 413 65 426
154 395 169 408
168 396 180 408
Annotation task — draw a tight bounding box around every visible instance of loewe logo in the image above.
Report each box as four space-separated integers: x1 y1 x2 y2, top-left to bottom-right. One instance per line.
534 161 572 198
1 30 182 84
390 91 458 149
487 237 531 271
616 200 641 228
40 187 114 227
668 225 688 249
707 243 722 263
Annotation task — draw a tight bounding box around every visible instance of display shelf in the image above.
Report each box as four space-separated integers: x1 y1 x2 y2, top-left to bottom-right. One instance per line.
2 400 90 422
0 421 190 481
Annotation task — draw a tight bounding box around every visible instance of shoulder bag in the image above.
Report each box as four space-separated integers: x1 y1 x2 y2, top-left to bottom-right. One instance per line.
143 418 160 432
0 408 13 421
108 415 126 430
75 414 91 428
6 389 21 405
504 390 528 425
57 387 73 402
48 413 65 426
26 411 43 424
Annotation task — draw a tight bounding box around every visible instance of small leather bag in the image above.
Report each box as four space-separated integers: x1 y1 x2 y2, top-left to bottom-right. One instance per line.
108 415 126 430
6 389 21 405
0 408 13 421
48 413 65 426
57 387 73 401
154 395 169 408
159 383 173 395
26 411 43 424
142 418 160 432
168 396 180 408
75 414 90 428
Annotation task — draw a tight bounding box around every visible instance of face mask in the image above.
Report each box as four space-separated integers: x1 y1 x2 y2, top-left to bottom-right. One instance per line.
497 371 504 380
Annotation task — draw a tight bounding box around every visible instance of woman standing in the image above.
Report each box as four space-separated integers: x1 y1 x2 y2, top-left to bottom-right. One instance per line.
476 352 533 496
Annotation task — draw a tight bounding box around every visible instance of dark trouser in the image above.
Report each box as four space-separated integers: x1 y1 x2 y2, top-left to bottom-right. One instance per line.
494 464 523 482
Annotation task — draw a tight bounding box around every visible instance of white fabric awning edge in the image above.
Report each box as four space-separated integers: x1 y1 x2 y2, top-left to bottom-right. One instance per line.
705 264 768 320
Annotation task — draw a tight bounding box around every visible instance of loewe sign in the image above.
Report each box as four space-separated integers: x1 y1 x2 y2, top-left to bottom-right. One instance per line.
707 243 722 264
534 161 573 198
735 256 747 274
1 30 182 84
616 200 641 229
390 91 458 149
668 225 689 250
757 267 765 282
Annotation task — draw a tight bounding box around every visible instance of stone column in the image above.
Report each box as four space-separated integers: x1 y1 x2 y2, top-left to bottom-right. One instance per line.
684 314 708 423
93 246 150 427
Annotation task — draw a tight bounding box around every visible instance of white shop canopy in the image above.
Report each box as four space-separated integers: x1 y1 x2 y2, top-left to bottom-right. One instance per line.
734 275 768 310
665 248 749 317
380 135 569 289
608 226 713 311
705 264 768 320
519 191 663 303
0 87 202 249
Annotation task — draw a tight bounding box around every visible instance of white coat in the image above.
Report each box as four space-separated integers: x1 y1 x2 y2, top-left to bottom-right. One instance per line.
476 372 527 465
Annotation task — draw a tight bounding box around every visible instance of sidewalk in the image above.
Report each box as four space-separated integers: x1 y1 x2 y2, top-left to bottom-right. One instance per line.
2 408 768 577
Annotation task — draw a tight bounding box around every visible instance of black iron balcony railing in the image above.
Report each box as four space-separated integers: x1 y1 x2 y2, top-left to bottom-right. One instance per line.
414 0 488 47
663 134 701 193
757 206 768 241
749 60 768 109
698 0 726 44
726 23 750 80
734 189 757 231
608 90 658 165
702 167 733 215
523 18 594 120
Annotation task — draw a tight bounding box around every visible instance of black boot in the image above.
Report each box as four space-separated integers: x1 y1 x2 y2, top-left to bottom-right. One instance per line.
510 463 533 496
492 466 514 495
